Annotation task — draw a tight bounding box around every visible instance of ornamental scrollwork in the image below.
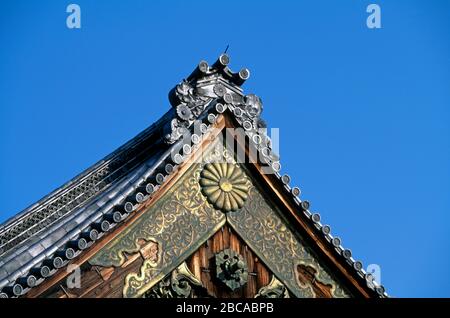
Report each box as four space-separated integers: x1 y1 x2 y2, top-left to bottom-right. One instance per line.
226 166 351 298
255 276 290 298
142 262 208 298
88 149 226 298
173 80 210 118
295 260 349 298
232 94 266 130
164 80 212 144
89 160 225 271
89 136 352 298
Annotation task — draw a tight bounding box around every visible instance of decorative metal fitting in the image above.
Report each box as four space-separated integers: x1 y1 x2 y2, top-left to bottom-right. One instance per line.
213 83 226 97
176 104 192 121
200 163 249 212
214 248 248 291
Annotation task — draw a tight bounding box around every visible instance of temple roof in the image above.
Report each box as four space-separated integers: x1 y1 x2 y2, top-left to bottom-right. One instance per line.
0 54 387 298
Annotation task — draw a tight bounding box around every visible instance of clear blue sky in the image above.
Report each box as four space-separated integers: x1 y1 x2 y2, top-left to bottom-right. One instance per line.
1 0 449 297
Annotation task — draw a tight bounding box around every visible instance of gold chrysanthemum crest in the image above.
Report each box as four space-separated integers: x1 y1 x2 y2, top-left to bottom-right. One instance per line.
200 163 249 212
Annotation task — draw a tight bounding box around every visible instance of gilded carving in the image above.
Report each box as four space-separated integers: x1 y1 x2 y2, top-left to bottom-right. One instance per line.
255 276 290 298
295 261 348 298
89 137 351 298
200 163 249 212
89 141 226 297
214 249 248 291
138 239 159 263
142 262 208 298
226 167 351 298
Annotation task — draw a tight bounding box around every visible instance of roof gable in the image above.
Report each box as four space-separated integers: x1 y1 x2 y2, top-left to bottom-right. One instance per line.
0 54 387 298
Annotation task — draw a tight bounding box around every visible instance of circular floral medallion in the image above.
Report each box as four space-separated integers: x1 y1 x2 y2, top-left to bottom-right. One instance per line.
200 163 249 212
215 249 248 291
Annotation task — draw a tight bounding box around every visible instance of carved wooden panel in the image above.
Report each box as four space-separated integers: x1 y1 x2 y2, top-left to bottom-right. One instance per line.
296 264 333 298
38 258 144 298
37 135 354 298
87 140 226 298
226 171 351 298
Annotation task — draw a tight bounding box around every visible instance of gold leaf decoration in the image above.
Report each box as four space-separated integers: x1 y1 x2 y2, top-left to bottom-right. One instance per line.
199 163 249 212
227 173 352 298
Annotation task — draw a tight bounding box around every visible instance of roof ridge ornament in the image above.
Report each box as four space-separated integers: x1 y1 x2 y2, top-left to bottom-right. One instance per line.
164 54 258 144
